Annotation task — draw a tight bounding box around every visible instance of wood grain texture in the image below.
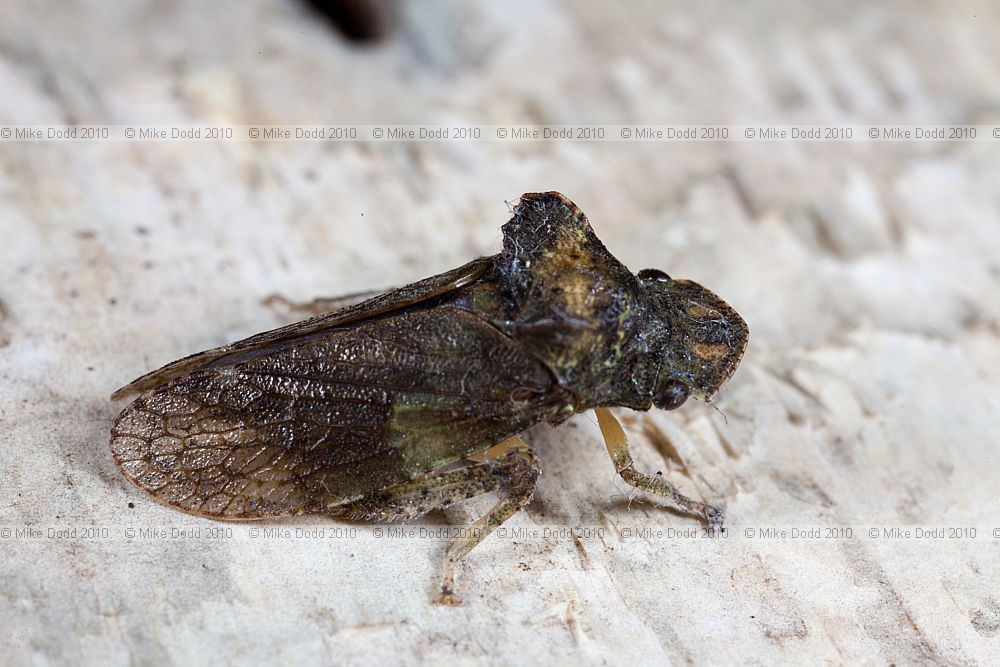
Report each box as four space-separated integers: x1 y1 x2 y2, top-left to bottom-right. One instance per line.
1 1 999 665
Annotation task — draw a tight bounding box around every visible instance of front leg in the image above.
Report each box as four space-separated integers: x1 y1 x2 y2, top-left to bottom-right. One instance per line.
594 408 724 529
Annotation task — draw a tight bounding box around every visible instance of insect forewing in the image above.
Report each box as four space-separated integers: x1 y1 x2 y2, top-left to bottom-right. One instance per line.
110 307 565 518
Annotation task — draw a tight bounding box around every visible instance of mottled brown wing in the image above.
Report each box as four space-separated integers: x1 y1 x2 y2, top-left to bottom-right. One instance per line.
112 256 493 400
110 306 568 519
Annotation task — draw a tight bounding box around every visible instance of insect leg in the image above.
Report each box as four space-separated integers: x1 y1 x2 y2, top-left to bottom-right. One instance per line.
261 288 389 315
594 408 723 529
333 438 539 605
434 440 538 605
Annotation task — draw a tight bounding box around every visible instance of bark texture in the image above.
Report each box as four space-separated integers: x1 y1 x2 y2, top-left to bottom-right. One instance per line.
1 1 999 664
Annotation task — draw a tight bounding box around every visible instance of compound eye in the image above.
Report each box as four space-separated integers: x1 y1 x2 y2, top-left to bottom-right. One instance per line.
638 268 671 283
654 379 688 410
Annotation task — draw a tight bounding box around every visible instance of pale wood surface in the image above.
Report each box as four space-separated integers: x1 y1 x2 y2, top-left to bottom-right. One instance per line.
2 1 999 665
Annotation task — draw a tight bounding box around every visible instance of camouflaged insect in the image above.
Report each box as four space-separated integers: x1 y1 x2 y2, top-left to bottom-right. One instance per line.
111 191 748 604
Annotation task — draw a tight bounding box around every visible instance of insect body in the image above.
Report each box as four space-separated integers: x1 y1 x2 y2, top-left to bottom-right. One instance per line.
110 192 748 604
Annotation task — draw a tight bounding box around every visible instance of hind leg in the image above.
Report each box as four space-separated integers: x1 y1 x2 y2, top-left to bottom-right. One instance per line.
261 287 390 315
335 437 540 605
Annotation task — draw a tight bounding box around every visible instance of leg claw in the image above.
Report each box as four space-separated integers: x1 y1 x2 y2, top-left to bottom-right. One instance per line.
433 590 462 606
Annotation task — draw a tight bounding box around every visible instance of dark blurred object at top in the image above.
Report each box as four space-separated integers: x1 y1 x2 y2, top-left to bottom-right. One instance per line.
302 0 396 43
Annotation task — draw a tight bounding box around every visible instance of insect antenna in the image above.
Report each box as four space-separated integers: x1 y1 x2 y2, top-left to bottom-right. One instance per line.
707 398 729 425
